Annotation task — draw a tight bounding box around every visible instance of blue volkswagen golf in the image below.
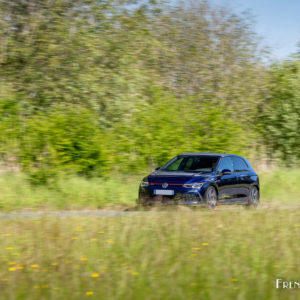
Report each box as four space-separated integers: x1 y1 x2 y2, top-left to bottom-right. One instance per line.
138 153 260 209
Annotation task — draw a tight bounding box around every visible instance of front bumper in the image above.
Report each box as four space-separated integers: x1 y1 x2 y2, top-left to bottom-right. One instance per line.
138 186 204 206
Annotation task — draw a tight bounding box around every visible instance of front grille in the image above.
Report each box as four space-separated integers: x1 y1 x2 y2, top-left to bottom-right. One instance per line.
140 190 201 205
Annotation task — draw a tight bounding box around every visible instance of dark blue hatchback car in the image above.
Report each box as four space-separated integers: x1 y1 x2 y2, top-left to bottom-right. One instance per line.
138 153 260 208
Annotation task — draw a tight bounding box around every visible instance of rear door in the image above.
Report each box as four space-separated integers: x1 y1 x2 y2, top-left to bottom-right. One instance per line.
216 157 236 202
231 156 251 199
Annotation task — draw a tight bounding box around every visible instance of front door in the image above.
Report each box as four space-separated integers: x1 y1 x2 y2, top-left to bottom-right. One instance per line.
216 157 236 202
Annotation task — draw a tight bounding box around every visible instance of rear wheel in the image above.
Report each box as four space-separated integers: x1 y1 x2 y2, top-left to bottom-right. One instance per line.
204 186 218 209
246 186 259 208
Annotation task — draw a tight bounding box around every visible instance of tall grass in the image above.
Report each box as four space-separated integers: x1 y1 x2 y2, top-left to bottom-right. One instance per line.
0 209 299 299
0 169 299 211
260 169 300 204
0 173 138 211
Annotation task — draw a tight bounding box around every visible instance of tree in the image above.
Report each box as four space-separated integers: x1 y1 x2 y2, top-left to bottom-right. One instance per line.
0 0 271 178
261 56 300 165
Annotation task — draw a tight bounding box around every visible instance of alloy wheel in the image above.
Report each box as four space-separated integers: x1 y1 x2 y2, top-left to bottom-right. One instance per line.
206 187 217 209
249 186 259 207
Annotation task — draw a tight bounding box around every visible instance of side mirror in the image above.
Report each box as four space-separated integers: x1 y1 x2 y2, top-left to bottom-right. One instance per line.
155 167 161 171
221 169 232 175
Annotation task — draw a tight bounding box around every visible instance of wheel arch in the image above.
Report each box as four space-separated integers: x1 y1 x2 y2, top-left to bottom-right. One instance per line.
251 182 260 192
206 183 219 198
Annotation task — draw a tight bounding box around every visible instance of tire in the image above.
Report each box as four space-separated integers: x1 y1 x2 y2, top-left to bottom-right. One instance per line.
204 186 218 209
246 186 260 208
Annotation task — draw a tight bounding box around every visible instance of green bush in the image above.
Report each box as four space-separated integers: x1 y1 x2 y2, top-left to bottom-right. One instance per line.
19 106 106 183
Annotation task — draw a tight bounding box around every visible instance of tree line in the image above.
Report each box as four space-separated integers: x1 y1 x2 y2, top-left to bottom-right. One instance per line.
0 0 299 183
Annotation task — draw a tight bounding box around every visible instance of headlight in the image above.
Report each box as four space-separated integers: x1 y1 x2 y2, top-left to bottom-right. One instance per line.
140 178 149 187
183 182 206 189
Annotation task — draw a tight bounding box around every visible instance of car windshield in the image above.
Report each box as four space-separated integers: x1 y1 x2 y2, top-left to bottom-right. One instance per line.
161 156 220 173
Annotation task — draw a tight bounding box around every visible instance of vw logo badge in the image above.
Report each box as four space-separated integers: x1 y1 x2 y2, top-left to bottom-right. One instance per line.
162 182 168 189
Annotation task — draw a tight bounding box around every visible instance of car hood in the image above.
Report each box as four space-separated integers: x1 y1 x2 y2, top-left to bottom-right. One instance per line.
148 171 214 184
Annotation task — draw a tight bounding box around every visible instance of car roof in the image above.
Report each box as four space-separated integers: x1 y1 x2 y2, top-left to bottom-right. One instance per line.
178 153 241 158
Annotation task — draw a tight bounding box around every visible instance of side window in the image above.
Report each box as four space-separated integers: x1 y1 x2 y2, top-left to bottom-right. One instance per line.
231 157 249 172
217 157 233 173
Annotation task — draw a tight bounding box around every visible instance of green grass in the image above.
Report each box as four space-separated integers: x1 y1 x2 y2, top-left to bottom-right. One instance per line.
0 170 299 299
0 173 139 211
0 169 299 211
0 209 299 299
260 169 300 204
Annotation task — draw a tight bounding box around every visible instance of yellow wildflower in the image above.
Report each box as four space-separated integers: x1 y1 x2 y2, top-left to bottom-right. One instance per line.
8 262 16 265
202 243 209 246
86 291 93 295
191 247 202 251
90 238 98 241
127 270 139 275
9 267 16 272
91 273 100 278
74 227 83 231
98 231 104 234
5 247 14 250
31 264 39 268
80 257 88 261
72 237 79 240
190 282 196 286
231 278 238 282
102 266 108 272
106 239 113 243
4 233 12 237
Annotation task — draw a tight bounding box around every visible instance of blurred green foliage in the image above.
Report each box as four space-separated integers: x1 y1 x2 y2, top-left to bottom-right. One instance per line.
0 0 299 182
260 59 300 164
19 106 106 183
0 210 299 300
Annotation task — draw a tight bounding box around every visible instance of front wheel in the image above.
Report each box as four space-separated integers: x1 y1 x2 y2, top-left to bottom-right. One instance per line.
246 186 260 208
204 186 218 209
